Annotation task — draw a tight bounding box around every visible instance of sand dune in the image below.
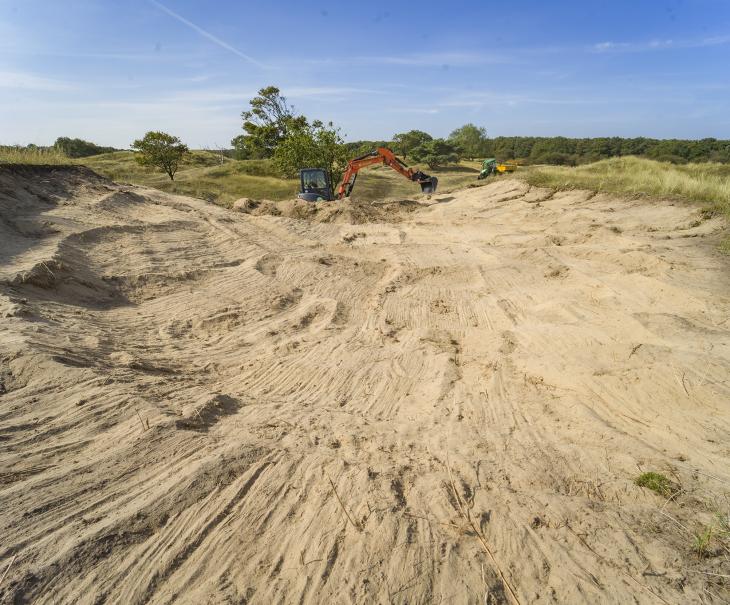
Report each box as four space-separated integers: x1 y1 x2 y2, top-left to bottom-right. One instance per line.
1 165 729 604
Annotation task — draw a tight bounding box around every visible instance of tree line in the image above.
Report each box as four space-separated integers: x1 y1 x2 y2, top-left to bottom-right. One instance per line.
228 87 730 178
228 88 483 178
342 132 730 166
54 137 118 158
482 136 730 165
11 84 728 182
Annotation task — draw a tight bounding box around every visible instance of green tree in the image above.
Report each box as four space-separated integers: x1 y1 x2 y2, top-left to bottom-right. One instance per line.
233 86 308 159
131 131 189 180
410 138 459 169
230 135 250 160
344 140 393 157
448 124 488 160
273 120 349 185
54 137 115 158
392 130 432 159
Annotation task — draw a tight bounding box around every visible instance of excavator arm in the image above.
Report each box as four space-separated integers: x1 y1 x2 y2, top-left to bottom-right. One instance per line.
337 147 437 199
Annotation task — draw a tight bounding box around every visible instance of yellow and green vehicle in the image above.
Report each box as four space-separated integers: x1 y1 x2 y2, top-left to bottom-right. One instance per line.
477 158 518 179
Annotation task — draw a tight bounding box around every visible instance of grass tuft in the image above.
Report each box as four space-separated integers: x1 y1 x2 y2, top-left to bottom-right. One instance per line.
521 156 730 250
635 471 674 496
693 526 713 558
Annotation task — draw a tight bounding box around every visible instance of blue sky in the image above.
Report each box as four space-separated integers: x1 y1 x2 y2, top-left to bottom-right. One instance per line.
1 0 729 147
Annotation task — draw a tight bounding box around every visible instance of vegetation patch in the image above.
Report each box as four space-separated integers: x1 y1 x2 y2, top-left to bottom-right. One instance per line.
635 471 675 496
0 145 70 165
522 157 730 249
693 525 714 558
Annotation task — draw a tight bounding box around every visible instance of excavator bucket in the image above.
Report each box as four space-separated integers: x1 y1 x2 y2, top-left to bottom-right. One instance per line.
419 176 438 194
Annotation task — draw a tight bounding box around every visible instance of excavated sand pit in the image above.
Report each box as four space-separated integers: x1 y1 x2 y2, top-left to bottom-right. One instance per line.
1 165 729 603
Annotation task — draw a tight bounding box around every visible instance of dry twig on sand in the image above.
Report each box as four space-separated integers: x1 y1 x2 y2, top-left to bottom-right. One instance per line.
445 454 521 605
0 554 17 588
135 408 148 432
327 473 362 532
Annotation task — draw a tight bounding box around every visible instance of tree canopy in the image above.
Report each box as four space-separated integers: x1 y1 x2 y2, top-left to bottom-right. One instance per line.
233 86 309 159
410 138 460 169
392 130 433 159
479 136 730 165
448 124 488 160
349 130 730 165
273 120 349 185
54 137 116 158
131 131 189 180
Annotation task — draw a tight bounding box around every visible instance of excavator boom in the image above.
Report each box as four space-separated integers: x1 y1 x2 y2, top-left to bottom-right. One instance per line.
297 147 437 202
337 147 437 199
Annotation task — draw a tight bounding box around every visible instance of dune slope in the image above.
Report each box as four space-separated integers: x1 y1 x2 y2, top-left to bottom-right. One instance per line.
1 166 729 604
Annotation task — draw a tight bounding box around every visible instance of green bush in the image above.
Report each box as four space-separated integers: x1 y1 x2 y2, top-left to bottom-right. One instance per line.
635 472 673 496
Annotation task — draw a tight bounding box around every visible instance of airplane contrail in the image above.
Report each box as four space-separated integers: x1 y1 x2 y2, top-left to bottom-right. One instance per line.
148 0 266 68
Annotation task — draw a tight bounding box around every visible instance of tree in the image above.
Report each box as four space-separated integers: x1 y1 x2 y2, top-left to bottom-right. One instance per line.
233 86 308 159
344 140 392 157
273 120 349 185
392 130 432 159
54 137 115 158
448 124 488 160
230 135 250 160
410 138 460 169
131 131 188 180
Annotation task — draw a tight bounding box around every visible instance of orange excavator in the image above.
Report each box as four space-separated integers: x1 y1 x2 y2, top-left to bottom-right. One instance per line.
297 147 438 202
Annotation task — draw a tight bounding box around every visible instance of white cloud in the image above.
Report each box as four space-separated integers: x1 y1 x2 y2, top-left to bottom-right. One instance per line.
295 52 511 68
0 70 75 91
364 52 507 66
592 34 730 53
285 86 384 98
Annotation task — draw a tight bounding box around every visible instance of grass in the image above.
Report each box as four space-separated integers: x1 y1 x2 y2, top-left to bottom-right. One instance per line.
691 513 730 559
0 146 70 165
349 161 482 201
77 151 484 206
79 151 299 206
635 471 675 497
521 156 730 248
693 525 714 558
6 149 728 248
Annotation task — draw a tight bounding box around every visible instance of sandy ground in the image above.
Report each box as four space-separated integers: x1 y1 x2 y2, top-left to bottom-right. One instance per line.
1 165 729 604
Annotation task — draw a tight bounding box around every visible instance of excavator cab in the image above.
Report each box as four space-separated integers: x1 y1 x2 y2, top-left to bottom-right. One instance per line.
414 172 438 194
297 168 334 202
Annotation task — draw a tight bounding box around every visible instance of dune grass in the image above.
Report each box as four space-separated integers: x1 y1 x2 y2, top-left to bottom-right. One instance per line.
522 157 730 249
349 161 482 201
79 151 299 205
78 151 484 206
0 146 70 165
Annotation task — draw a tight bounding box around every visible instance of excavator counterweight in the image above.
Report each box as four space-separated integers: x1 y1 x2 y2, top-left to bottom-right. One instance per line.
297 147 437 202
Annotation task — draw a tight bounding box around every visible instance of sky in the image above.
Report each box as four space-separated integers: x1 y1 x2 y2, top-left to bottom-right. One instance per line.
1 0 729 148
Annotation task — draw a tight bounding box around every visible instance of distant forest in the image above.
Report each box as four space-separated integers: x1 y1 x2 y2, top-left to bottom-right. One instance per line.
346 136 730 166
484 136 730 165
53 137 118 158
7 134 730 167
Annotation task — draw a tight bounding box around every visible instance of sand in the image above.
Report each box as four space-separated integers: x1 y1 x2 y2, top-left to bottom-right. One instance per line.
1 165 729 604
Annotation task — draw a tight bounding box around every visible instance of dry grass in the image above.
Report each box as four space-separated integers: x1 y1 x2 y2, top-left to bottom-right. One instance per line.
521 157 730 249
350 161 483 201
78 151 299 206
79 151 484 206
0 146 70 165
